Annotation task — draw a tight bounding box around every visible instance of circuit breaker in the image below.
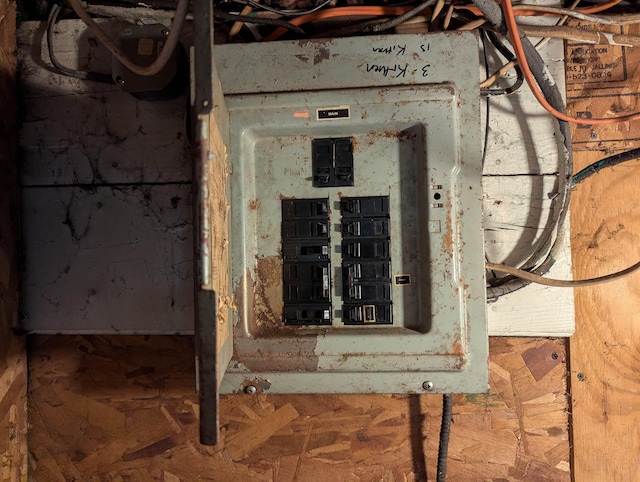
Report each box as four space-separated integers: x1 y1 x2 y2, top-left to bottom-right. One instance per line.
196 31 488 407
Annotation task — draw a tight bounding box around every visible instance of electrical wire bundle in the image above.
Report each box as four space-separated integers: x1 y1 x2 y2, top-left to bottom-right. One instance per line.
211 0 640 43
471 0 640 295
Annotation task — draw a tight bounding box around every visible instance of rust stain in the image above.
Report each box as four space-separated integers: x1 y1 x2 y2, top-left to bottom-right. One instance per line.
451 341 464 356
231 256 320 372
313 46 331 65
442 195 454 255
253 255 284 335
449 357 466 371
248 198 259 211
339 352 368 362
296 38 335 48
247 345 320 371
233 332 321 372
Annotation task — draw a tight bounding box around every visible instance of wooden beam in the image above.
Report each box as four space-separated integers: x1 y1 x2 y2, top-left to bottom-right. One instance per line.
566 22 640 481
0 0 28 478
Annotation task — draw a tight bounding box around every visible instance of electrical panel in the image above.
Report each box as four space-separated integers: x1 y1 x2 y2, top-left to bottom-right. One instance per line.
204 32 488 400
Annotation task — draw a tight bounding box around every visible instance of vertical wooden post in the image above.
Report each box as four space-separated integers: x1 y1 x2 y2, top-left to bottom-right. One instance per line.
0 0 28 478
567 23 640 481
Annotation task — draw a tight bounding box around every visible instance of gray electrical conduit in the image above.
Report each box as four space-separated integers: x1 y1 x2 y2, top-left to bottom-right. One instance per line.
471 0 573 298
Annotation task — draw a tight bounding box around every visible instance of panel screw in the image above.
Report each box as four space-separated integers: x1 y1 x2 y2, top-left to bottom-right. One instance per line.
551 352 559 360
162 29 169 36
244 385 257 394
590 131 598 139
577 373 585 381
423 381 434 391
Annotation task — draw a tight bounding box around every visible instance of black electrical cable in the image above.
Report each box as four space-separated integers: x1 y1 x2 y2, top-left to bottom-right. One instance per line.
472 0 573 299
214 10 306 35
47 4 114 84
572 147 640 187
436 394 453 482
366 0 438 33
480 29 523 96
480 31 491 166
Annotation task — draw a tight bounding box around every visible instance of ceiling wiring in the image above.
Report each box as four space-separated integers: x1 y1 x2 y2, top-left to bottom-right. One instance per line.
480 30 523 96
456 17 487 31
261 6 417 41
457 0 623 16
519 24 640 46
228 2 256 38
307 18 390 38
480 0 578 89
366 0 436 33
567 0 623 13
239 0 333 17
248 0 634 43
431 0 446 23
442 1 454 29
509 4 640 24
215 10 306 34
480 0 580 89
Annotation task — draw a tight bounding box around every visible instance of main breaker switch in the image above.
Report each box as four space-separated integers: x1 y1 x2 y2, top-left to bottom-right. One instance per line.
312 138 354 187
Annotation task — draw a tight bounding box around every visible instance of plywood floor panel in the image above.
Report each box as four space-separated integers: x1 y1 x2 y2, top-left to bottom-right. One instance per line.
28 336 569 481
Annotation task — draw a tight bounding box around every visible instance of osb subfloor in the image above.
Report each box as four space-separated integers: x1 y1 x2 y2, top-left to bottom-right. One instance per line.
28 336 569 481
